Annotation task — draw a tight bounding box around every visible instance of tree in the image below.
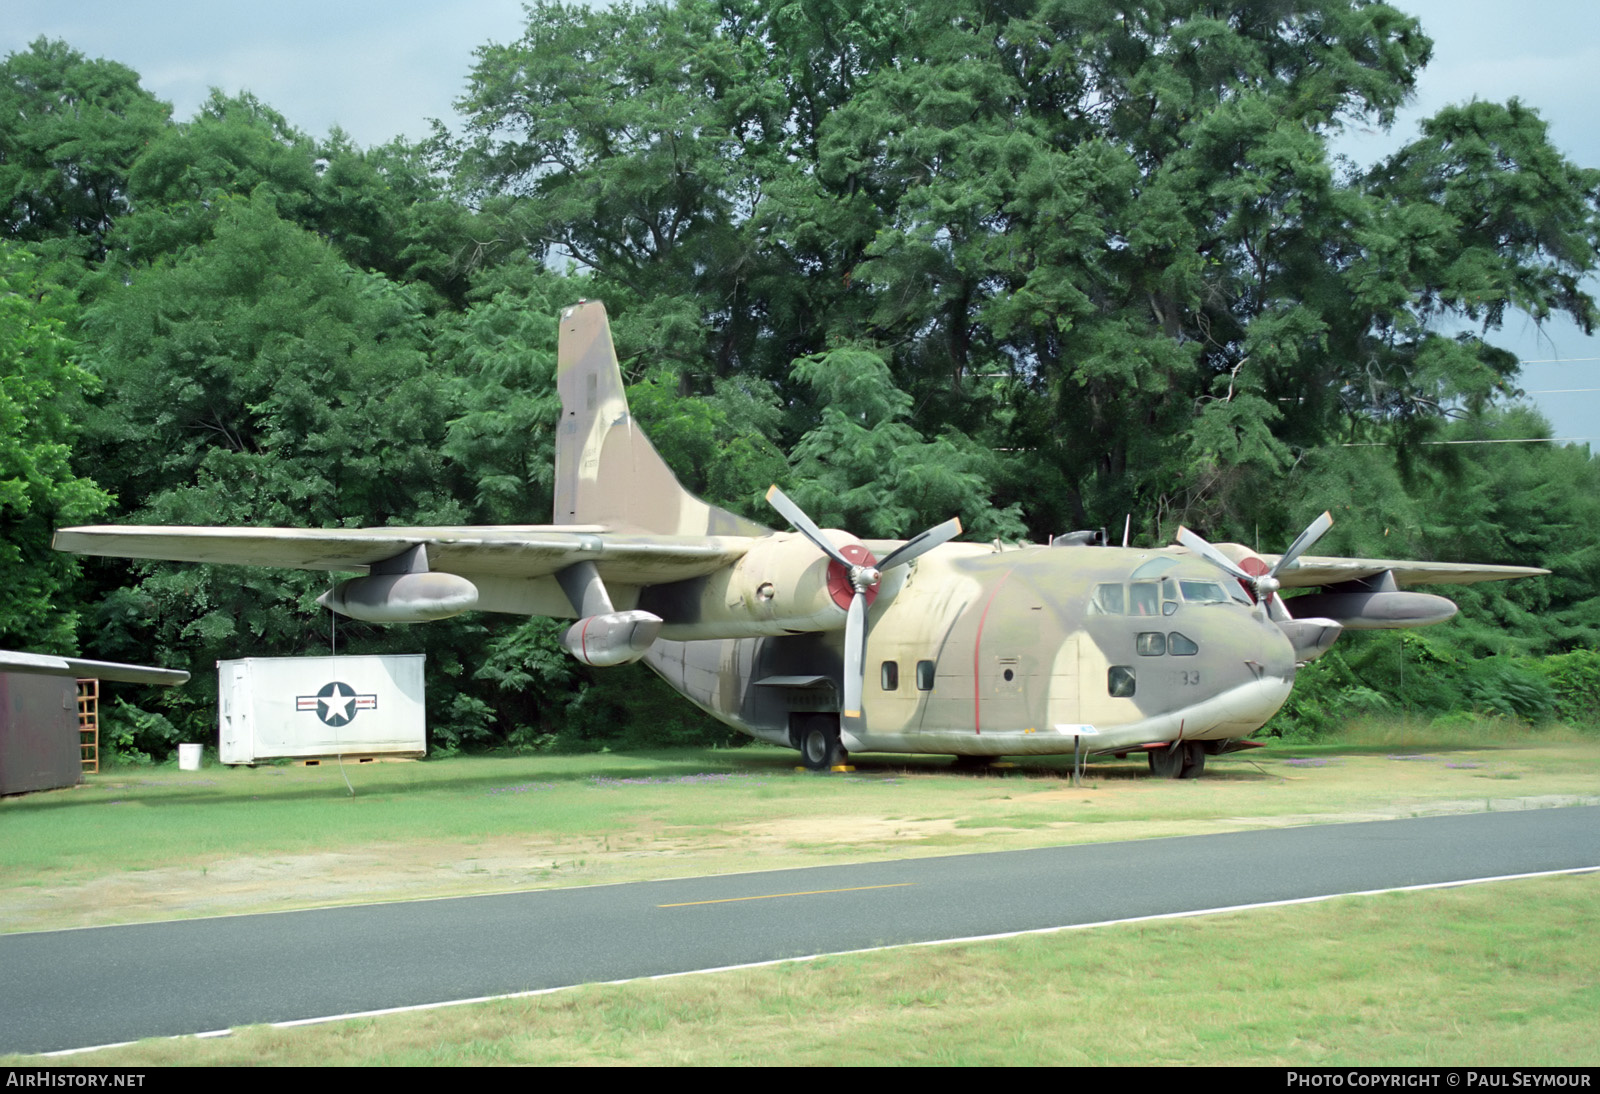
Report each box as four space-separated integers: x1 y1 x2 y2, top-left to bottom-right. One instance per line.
0 39 169 265
75 193 481 739
454 0 1600 551
783 343 1025 539
109 91 475 307
0 241 109 650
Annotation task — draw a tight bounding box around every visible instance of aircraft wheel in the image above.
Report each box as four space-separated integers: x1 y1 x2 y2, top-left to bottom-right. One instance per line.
1177 741 1207 779
797 715 845 772
1147 746 1183 779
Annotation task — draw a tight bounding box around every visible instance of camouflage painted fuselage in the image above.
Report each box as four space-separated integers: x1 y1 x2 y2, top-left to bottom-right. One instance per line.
645 539 1296 756
53 300 1543 771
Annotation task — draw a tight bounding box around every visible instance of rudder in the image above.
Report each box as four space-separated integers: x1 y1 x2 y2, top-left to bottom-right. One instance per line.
553 301 769 536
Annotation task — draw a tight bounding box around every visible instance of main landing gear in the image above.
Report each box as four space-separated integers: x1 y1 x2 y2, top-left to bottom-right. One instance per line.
795 713 847 772
1148 741 1206 779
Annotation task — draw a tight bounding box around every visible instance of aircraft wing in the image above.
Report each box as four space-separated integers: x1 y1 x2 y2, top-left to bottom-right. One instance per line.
0 650 190 686
1266 554 1549 589
52 525 753 586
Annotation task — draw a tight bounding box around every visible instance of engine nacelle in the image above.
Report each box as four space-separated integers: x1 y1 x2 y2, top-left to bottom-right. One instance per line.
562 610 664 666
1286 590 1457 630
317 572 479 623
645 531 860 640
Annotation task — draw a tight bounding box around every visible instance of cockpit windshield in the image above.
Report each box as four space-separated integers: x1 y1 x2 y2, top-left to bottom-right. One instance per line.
1096 575 1181 616
1092 572 1246 615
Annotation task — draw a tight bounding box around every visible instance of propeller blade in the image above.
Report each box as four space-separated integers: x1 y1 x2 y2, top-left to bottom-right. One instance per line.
1175 526 1251 582
767 485 962 737
877 517 963 571
765 486 854 570
1270 511 1333 579
1178 514 1336 604
841 588 866 727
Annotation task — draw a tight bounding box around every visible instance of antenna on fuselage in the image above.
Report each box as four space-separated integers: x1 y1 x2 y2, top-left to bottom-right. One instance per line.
1122 515 1131 548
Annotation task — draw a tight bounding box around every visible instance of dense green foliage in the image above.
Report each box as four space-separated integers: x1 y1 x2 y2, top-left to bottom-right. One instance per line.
1 4 1596 757
0 242 109 650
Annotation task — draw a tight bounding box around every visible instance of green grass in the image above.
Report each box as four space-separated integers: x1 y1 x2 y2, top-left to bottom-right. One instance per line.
11 872 1595 1066
4 726 1598 933
3 721 1598 1064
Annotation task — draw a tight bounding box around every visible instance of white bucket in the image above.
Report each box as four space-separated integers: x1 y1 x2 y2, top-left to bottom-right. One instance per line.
178 743 203 771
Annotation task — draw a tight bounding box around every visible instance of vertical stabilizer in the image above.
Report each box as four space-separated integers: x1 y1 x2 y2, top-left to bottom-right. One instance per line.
553 301 769 536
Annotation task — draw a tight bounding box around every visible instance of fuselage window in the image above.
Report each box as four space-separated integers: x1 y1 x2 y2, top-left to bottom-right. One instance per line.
1169 632 1199 656
1136 632 1166 656
1107 665 1136 698
881 661 899 691
916 660 935 691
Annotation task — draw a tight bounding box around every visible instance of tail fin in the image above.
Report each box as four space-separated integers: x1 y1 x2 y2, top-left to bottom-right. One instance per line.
553 301 769 536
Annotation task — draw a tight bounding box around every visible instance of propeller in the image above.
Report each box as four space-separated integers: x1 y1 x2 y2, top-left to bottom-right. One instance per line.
1176 511 1333 606
765 486 962 729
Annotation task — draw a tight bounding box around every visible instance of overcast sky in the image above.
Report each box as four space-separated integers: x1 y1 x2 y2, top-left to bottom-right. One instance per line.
5 0 1597 443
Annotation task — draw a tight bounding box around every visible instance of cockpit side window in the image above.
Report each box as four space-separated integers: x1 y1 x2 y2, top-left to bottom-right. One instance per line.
1129 581 1160 617
1179 580 1228 604
1169 632 1199 656
1092 583 1125 615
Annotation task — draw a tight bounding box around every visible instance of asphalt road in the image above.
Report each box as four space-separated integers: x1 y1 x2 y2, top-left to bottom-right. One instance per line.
4 806 1597 1055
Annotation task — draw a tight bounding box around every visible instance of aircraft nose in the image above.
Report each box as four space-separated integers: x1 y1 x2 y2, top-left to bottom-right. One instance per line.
1196 609 1297 727
1235 615 1298 717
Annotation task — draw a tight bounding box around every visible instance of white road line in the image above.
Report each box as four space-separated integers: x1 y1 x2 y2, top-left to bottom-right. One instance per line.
36 864 1599 1059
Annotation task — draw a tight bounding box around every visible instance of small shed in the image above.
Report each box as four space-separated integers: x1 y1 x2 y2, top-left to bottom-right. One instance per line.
0 673 81 796
218 654 426 764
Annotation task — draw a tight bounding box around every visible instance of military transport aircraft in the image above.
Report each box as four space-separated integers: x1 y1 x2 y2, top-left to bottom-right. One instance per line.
54 302 1545 777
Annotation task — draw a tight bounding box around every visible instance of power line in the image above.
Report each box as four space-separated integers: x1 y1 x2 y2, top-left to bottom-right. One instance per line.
1341 437 1596 446
1516 356 1600 364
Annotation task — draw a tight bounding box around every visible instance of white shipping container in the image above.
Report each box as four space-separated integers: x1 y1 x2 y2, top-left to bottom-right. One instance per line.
218 655 426 764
